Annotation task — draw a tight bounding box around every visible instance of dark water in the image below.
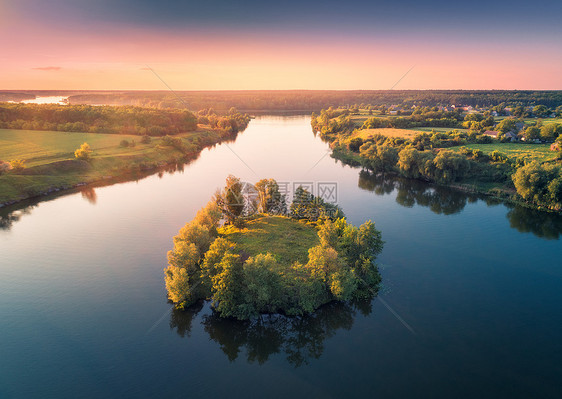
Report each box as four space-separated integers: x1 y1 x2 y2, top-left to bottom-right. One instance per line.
1 116 561 398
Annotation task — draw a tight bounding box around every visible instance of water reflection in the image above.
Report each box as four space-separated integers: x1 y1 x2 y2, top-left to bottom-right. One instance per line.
170 299 374 367
0 205 36 230
506 205 562 240
358 170 474 215
80 187 97 204
357 170 562 239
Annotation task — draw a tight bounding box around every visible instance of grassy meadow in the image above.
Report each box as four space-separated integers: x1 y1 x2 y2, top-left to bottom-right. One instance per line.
218 216 319 266
452 143 557 163
352 128 419 139
0 127 224 204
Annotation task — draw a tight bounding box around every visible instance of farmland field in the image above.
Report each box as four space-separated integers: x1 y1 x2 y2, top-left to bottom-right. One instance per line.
352 128 420 139
452 143 558 163
0 129 141 167
0 127 224 204
0 128 218 168
408 127 468 133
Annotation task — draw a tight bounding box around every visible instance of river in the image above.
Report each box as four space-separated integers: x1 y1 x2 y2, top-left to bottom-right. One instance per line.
1 116 561 398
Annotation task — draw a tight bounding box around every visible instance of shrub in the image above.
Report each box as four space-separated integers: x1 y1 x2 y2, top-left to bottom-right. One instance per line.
9 159 26 171
348 137 364 152
74 142 93 160
490 150 509 163
140 135 151 144
120 139 130 147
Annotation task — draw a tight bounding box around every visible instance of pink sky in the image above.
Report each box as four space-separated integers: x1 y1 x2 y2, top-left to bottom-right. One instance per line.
2 8 561 90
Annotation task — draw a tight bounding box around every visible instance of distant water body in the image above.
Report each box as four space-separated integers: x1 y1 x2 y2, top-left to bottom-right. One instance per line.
18 96 68 105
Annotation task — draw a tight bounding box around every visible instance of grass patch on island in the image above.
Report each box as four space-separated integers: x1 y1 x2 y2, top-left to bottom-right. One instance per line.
218 216 319 266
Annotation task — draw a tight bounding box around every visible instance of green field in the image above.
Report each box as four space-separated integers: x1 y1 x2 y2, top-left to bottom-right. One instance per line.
407 127 468 133
218 216 319 265
0 128 223 204
494 116 562 125
0 129 141 167
352 128 419 139
452 143 557 163
0 128 219 168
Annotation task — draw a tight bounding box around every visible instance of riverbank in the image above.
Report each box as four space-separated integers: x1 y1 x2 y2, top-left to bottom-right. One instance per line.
313 111 562 212
331 145 562 213
0 126 240 207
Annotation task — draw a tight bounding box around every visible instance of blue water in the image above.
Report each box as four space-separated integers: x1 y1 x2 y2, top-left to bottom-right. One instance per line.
1 116 561 398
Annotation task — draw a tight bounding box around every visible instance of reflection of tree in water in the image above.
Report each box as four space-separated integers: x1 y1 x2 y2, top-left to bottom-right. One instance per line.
357 170 562 239
358 170 395 196
0 205 36 231
506 205 562 240
358 170 473 215
80 187 97 204
170 298 373 367
169 301 205 338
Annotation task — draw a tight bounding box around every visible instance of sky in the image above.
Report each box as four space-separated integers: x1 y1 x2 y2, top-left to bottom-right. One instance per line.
1 0 562 90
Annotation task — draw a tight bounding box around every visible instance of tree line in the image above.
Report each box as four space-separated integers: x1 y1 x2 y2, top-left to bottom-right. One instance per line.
312 111 562 211
0 103 251 136
59 90 562 112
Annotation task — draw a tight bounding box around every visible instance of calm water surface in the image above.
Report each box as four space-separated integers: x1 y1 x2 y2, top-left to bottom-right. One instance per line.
1 116 561 398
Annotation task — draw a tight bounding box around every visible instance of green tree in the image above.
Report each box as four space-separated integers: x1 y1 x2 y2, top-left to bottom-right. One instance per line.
74 142 93 160
512 162 561 204
523 126 541 141
200 237 235 284
193 201 223 235
255 178 287 215
211 253 246 319
242 253 284 315
164 266 193 307
496 118 517 134
432 150 470 183
329 269 359 301
215 175 245 224
511 106 528 118
532 105 550 118
540 124 562 141
359 142 399 173
174 222 213 255
548 178 562 205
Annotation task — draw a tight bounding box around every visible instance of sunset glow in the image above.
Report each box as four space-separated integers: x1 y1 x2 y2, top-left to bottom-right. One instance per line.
2 0 561 90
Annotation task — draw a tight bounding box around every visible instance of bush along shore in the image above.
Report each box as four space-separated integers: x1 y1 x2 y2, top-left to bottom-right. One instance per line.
311 109 562 212
0 104 251 207
164 176 384 320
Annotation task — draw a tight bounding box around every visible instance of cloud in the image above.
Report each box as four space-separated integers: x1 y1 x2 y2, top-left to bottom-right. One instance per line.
32 66 62 71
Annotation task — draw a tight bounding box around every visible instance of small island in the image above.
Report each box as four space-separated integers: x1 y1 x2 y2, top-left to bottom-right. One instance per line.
164 176 384 320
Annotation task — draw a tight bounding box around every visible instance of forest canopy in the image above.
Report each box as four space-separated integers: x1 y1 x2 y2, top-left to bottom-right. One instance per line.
0 103 200 136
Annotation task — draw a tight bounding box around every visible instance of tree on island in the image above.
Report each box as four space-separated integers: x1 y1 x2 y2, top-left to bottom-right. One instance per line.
214 175 246 224
164 176 384 320
255 178 287 215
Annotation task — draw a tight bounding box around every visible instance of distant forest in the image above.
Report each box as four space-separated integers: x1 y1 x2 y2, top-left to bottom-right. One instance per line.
2 90 562 113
